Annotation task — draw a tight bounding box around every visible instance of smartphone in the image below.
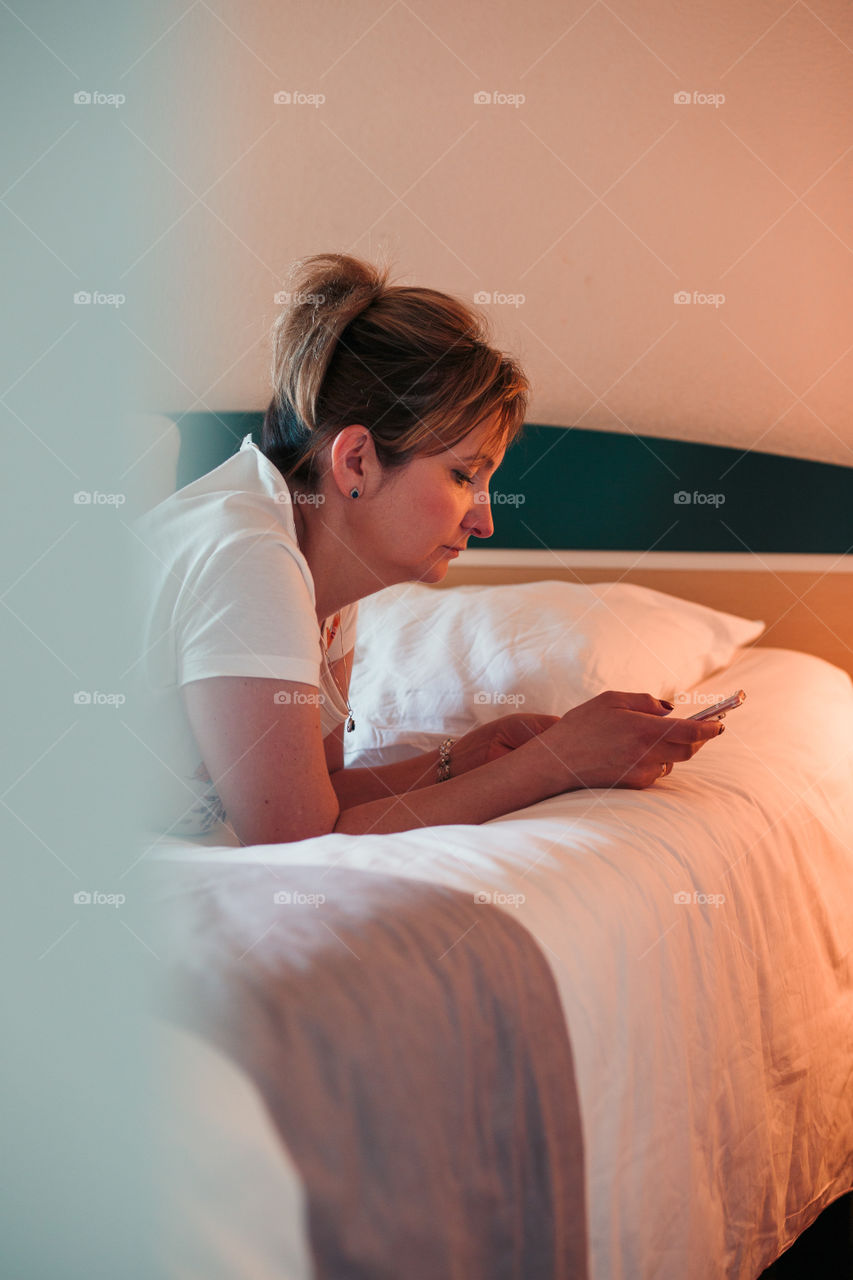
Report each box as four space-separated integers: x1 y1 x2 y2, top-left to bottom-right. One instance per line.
686 689 746 721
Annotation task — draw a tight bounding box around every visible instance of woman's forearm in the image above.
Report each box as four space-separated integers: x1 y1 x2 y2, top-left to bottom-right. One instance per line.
328 746 441 809
333 732 571 836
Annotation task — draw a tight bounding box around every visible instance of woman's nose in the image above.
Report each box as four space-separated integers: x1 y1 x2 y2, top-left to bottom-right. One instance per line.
464 491 494 539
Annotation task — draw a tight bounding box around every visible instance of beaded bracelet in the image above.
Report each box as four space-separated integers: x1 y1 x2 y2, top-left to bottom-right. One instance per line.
437 736 455 783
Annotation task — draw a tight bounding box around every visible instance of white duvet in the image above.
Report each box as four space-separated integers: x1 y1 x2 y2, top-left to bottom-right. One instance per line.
153 645 853 1280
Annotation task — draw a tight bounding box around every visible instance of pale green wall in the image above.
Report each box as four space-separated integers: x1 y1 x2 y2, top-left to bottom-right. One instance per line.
2 4 174 1274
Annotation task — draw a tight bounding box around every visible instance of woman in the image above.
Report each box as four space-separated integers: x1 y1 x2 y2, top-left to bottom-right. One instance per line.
137 252 723 845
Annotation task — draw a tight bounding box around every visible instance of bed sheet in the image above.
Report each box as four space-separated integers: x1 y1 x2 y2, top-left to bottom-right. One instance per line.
154 863 588 1279
151 646 853 1279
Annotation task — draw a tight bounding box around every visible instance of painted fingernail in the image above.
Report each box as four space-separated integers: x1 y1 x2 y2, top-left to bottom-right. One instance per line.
660 700 674 711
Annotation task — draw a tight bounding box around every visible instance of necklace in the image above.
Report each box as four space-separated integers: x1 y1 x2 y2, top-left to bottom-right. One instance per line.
321 611 356 733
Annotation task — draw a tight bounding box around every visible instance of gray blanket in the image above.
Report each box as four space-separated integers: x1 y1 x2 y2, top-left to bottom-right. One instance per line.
153 861 589 1279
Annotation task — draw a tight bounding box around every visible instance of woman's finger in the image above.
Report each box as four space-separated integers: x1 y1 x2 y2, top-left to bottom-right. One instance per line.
655 717 725 747
595 691 675 716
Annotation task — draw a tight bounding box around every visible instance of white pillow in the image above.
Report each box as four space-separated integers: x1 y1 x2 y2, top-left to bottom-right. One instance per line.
344 580 765 768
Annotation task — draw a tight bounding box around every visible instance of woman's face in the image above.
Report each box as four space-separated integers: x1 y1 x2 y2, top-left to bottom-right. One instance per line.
366 417 507 585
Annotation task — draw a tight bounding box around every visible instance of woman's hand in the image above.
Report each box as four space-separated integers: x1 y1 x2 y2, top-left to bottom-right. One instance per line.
449 712 561 776
447 692 723 792
536 690 725 791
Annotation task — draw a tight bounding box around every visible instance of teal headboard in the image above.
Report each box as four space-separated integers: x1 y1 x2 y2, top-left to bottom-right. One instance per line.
172 413 853 555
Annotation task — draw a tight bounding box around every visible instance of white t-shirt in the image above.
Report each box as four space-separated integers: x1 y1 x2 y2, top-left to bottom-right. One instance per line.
133 435 358 839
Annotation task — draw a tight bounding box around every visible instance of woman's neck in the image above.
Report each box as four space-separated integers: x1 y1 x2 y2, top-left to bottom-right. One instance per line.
292 493 351 627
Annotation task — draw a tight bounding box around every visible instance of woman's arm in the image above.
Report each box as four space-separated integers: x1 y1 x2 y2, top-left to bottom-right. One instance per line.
332 691 725 835
182 675 566 844
327 713 562 809
329 746 442 809
183 678 723 846
322 649 443 806
332 731 568 834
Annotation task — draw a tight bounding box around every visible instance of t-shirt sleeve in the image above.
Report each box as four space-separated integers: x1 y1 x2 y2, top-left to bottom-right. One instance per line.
174 530 323 689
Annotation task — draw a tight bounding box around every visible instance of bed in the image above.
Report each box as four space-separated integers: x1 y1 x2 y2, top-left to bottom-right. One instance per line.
138 415 853 1279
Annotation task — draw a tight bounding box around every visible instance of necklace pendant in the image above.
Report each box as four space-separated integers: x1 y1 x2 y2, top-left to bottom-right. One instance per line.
346 715 355 733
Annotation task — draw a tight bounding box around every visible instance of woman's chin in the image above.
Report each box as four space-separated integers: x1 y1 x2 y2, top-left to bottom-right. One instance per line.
415 556 450 583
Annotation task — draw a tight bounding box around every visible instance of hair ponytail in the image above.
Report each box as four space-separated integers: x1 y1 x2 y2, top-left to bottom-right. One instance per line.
263 252 528 492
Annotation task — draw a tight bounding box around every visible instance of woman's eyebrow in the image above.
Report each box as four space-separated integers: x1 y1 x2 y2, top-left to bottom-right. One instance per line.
459 452 495 467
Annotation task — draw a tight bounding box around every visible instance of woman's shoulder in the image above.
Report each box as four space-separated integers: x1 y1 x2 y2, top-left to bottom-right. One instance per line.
139 446 300 549
134 454 316 626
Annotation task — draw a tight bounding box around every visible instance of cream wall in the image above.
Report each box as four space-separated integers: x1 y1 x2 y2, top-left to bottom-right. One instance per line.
128 0 853 466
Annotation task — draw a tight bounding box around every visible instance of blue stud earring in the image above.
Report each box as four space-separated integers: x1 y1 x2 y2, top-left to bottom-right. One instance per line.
350 489 359 499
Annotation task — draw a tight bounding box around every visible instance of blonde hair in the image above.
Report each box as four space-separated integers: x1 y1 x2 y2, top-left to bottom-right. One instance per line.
263 252 529 492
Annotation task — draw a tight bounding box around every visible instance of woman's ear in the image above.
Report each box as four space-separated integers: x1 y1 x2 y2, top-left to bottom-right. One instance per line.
328 425 375 499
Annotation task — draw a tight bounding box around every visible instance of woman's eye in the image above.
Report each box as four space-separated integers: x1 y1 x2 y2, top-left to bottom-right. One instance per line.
454 470 476 486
